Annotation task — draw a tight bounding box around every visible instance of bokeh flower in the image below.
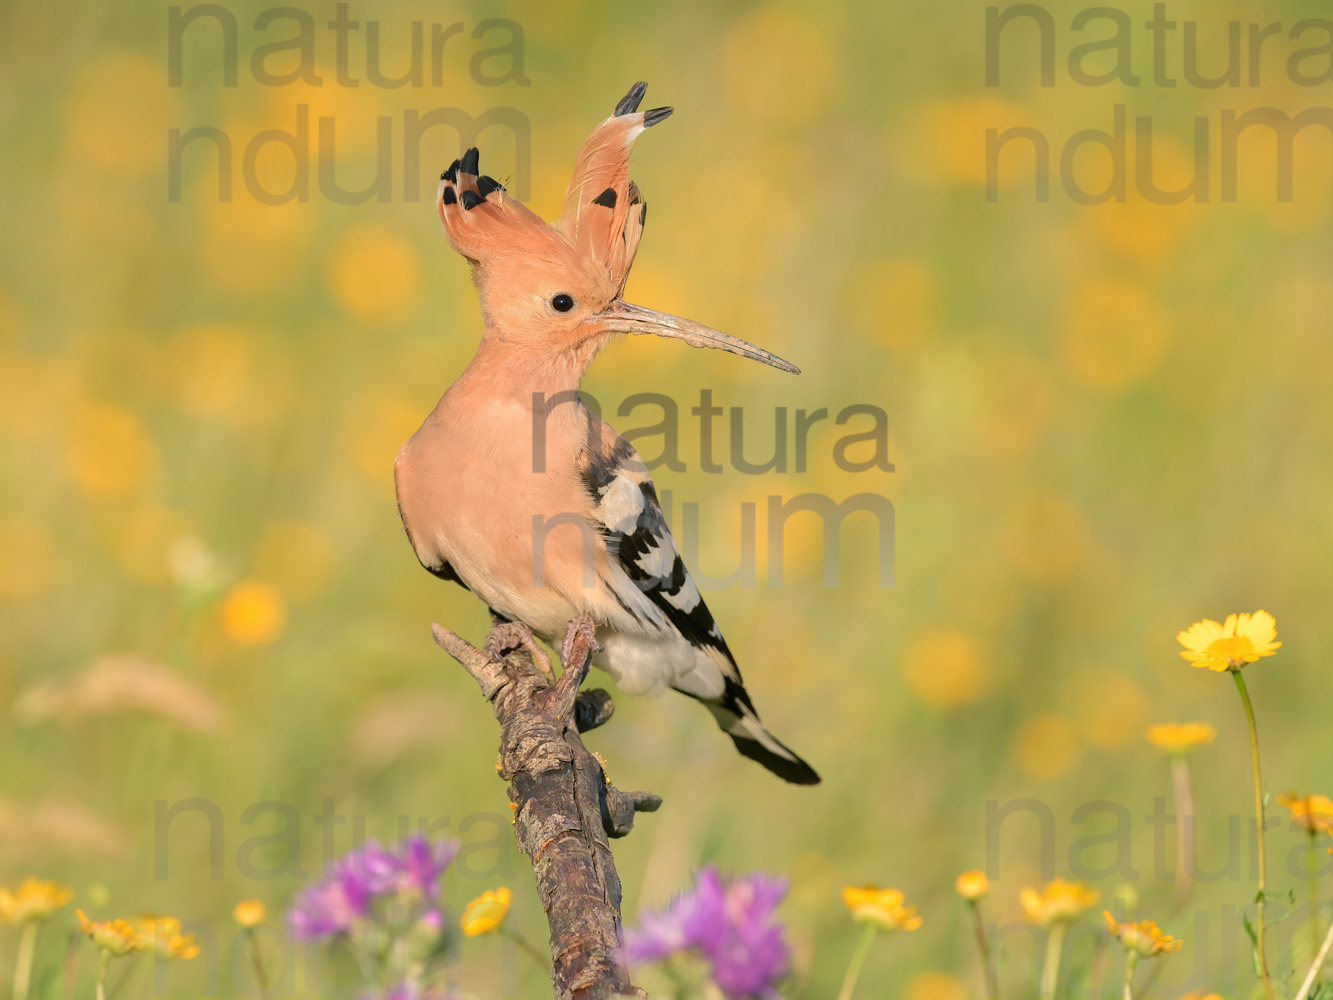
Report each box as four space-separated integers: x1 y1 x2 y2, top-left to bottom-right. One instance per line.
1276 792 1333 836
288 834 459 941
1020 879 1099 928
1146 723 1216 754
233 899 267 928
1103 911 1183 957
622 868 790 1000
460 887 511 937
395 835 459 896
76 910 145 956
1177 611 1280 671
135 917 199 961
288 865 373 940
955 871 990 902
842 886 922 931
221 581 287 645
0 878 73 924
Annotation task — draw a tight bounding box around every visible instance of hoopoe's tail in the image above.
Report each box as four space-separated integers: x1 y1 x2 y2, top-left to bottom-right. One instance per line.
703 698 821 785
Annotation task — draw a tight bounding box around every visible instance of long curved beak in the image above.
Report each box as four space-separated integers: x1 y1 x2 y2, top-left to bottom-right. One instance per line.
594 301 800 375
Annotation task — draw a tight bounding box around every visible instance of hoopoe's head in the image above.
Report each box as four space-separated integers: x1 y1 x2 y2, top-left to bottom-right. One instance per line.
435 82 797 375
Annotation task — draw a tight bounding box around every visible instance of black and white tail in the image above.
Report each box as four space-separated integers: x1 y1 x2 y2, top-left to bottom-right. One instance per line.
701 683 821 785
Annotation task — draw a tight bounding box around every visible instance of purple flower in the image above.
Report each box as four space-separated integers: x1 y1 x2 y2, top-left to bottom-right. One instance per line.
395 835 459 895
418 909 443 932
622 867 790 999
287 834 460 942
288 868 373 940
337 839 400 894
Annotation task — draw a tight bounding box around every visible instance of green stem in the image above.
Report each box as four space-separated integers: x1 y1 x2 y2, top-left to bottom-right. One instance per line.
499 927 549 972
1311 830 1322 962
1039 922 1066 1000
1122 950 1138 1000
969 902 1000 1000
95 953 111 1000
58 930 81 1000
1088 938 1109 1000
1295 917 1333 1000
835 925 878 1000
1170 756 1195 914
13 923 38 1000
1232 668 1276 1000
244 929 269 1000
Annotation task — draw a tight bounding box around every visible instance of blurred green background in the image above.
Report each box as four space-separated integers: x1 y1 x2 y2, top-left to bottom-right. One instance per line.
2 0 1331 996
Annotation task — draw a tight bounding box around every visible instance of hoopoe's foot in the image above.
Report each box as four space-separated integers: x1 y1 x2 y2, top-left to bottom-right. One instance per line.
559 613 601 674
485 620 553 678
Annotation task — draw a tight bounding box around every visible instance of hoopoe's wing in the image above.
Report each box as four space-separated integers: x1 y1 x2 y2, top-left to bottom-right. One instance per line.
578 432 820 785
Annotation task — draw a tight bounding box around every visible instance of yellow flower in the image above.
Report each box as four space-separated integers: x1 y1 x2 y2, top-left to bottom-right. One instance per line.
220 581 286 645
1103 911 1183 957
1145 722 1217 754
1177 611 1280 671
134 916 199 960
0 878 73 924
1276 792 1333 836
460 887 511 936
841 886 923 932
166 933 200 960
232 899 267 928
1020 879 1099 928
954 871 990 902
76 910 145 957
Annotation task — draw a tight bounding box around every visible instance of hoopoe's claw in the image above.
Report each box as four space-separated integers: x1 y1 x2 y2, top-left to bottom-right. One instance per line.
485 620 553 678
559 613 602 675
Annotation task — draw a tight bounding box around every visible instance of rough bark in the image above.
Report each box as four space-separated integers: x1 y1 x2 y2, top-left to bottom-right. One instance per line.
431 616 661 1000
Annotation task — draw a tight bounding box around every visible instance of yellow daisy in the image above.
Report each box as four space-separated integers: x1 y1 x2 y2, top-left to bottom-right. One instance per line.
232 899 267 928
1020 879 1099 928
0 878 73 925
1276 792 1333 836
1176 611 1280 671
1103 911 1183 957
1145 722 1216 754
76 910 145 957
134 917 199 961
460 887 511 937
841 886 923 931
954 870 990 902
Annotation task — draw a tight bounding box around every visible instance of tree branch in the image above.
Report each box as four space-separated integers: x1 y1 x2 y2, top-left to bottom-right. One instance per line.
432 616 660 1000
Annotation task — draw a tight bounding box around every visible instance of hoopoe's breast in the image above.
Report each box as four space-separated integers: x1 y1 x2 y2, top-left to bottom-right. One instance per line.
394 389 606 638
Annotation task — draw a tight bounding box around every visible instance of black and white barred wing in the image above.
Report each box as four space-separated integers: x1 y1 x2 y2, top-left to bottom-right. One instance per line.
578 435 820 784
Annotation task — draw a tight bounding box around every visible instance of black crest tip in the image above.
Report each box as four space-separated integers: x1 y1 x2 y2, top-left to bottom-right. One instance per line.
476 176 503 198
592 187 617 208
614 81 649 116
441 159 459 183
459 190 484 210
459 147 480 175
441 186 457 206
643 106 674 128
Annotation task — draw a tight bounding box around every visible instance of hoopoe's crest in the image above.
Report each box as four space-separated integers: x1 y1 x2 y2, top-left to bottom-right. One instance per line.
434 85 658 346
434 82 797 375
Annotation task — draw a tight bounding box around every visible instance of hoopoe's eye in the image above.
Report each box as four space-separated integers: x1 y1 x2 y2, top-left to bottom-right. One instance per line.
551 293 575 313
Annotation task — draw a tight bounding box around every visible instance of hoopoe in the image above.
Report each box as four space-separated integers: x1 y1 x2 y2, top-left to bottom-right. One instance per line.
394 82 819 784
